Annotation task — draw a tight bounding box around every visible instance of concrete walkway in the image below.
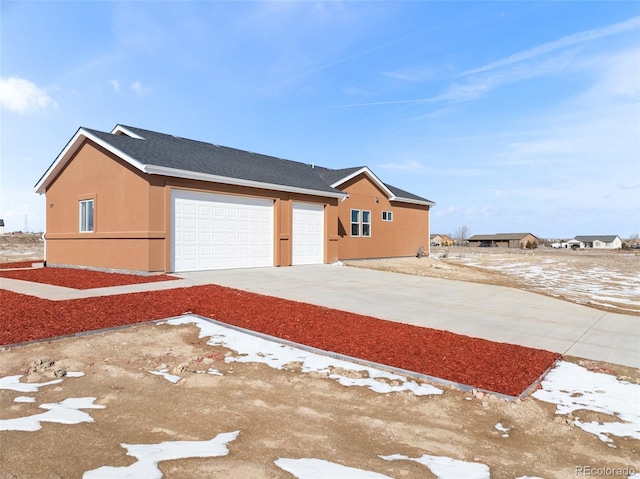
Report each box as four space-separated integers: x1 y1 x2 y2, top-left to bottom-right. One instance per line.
2 265 638 368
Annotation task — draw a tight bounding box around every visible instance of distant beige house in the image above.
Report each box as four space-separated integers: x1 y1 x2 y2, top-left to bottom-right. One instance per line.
573 235 622 249
0 219 4 235
467 233 539 248
430 234 453 246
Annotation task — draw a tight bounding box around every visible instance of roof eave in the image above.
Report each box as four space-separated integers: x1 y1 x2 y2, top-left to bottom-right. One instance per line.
34 128 146 194
144 165 348 199
389 196 436 207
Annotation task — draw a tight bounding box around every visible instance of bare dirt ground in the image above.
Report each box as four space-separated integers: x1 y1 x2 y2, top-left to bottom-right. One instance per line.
0 233 44 263
1 322 638 478
1 236 639 478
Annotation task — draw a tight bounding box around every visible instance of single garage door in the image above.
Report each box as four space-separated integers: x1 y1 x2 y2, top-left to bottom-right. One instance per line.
292 202 324 265
172 190 273 272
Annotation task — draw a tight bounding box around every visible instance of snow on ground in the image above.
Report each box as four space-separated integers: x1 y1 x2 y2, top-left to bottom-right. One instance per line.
165 315 443 396
83 430 240 479
0 375 63 392
448 252 640 312
0 397 105 432
533 361 640 446
381 454 490 479
148 369 181 383
275 458 393 478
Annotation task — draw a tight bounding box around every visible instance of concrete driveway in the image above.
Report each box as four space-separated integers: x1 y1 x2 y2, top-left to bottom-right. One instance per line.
178 264 639 369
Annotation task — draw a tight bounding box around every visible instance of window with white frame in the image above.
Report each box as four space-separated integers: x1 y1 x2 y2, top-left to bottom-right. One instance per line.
382 211 393 221
79 199 94 232
362 210 371 236
350 209 371 237
350 209 360 236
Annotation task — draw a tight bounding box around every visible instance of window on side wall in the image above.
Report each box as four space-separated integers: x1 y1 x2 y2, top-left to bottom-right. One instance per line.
362 210 371 237
382 211 393 221
351 209 360 236
79 199 94 232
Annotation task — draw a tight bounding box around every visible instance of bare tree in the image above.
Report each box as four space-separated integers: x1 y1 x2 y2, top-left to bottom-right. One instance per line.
453 225 470 246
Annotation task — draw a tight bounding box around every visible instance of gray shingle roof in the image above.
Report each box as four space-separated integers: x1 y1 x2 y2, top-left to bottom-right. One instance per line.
85 126 341 195
36 124 433 205
574 235 620 242
468 233 538 241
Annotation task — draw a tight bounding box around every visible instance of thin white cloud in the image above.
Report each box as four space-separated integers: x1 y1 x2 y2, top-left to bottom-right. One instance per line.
109 79 120 93
341 16 640 108
462 15 640 77
0 77 57 114
130 81 143 95
379 160 484 177
383 66 435 82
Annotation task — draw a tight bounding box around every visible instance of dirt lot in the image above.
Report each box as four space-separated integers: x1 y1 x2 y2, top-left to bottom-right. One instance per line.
1 320 638 478
1 236 639 478
0 233 43 264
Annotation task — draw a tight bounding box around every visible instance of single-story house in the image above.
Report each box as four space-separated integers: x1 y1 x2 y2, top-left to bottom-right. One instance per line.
34 125 434 273
430 234 453 247
467 233 539 248
573 235 622 249
0 219 4 235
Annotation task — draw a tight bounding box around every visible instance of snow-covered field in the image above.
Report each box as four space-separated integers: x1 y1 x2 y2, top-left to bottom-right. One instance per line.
446 248 640 313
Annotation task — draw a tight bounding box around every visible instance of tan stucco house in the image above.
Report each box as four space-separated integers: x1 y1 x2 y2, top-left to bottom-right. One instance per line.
34 125 434 273
430 234 453 247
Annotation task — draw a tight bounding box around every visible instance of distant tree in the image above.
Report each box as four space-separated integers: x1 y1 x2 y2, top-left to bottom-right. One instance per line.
453 225 470 246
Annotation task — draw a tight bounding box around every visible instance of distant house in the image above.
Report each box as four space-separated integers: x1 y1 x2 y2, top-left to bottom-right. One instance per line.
467 233 539 248
0 219 4 235
573 235 622 249
430 234 453 246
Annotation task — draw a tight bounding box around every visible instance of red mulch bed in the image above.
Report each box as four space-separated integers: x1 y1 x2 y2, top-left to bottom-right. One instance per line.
0 260 43 269
0 267 178 289
1 282 561 397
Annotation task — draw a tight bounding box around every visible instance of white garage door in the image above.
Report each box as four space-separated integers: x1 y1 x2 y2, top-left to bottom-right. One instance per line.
292 202 324 265
172 190 273 272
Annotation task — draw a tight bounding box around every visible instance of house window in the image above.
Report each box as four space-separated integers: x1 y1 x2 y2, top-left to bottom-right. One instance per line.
382 211 393 221
79 199 94 232
362 210 371 237
351 209 360 236
350 209 371 237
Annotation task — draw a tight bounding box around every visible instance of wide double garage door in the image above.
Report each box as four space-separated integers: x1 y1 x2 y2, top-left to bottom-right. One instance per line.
172 190 324 272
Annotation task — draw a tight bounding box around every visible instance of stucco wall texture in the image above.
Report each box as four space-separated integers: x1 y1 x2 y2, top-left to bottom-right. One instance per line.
43 140 429 272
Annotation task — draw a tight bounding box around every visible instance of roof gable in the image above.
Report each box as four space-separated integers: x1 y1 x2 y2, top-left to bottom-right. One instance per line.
315 166 434 206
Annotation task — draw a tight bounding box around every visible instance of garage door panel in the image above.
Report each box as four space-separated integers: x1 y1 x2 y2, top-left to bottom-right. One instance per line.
292 202 324 265
172 190 273 272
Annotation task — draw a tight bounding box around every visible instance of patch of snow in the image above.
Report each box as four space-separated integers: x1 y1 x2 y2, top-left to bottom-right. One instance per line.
494 422 510 437
0 375 63 392
83 430 240 479
275 458 392 478
207 368 223 376
381 453 490 479
533 361 640 445
14 396 36 403
0 397 105 432
66 371 85 378
165 316 442 396
148 369 181 384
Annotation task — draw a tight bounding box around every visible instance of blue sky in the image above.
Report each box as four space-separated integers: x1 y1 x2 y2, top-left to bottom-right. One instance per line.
1 1 638 239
